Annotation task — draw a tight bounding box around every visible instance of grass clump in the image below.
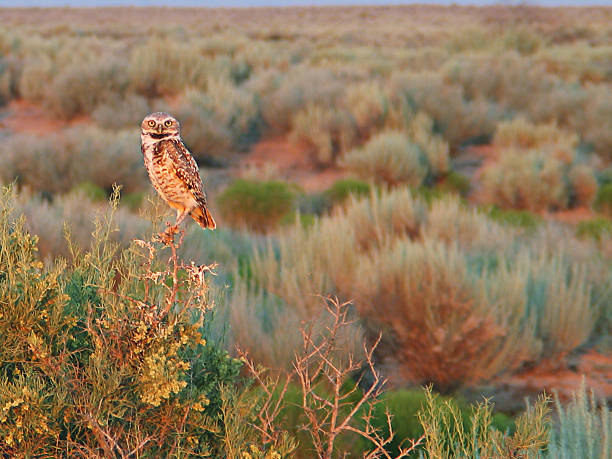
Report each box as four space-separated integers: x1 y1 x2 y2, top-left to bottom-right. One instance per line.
594 183 612 216
218 179 297 232
324 178 371 206
342 131 428 187
576 217 612 242
546 383 612 459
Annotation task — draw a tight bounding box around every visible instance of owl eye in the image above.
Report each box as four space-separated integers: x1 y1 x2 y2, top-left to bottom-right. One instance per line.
147 120 156 127
164 120 172 127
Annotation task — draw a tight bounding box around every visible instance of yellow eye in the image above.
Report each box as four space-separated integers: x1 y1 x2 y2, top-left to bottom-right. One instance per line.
164 120 172 127
147 120 155 127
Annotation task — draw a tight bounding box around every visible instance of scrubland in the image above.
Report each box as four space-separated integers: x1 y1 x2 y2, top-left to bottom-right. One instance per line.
1 5 612 457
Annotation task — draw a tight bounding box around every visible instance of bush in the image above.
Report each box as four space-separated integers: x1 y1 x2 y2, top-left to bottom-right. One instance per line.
0 187 251 457
217 180 297 233
595 183 612 216
91 94 151 129
290 103 357 166
324 178 371 205
342 131 428 187
480 149 593 212
487 206 541 230
44 57 129 118
545 384 612 458
576 217 612 242
0 126 146 195
370 389 515 457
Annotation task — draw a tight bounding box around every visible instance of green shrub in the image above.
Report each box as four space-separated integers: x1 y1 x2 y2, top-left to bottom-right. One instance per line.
0 188 248 456
437 171 471 197
324 178 371 205
217 179 297 232
487 206 541 230
72 181 107 202
342 131 428 187
594 183 612 216
576 217 612 241
370 389 515 457
418 387 550 458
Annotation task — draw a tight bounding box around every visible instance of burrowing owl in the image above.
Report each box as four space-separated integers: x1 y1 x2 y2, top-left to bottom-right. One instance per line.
141 112 216 230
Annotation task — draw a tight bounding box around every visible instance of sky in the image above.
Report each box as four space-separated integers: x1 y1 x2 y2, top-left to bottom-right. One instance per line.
6 0 612 7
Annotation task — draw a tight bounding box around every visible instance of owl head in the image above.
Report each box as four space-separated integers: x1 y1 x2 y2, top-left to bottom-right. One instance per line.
141 112 180 139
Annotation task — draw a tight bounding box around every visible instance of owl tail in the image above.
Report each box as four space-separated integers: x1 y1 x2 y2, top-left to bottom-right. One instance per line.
191 205 216 230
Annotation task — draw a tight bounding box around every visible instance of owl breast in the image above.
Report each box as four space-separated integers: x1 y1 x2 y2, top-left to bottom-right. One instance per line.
141 137 195 210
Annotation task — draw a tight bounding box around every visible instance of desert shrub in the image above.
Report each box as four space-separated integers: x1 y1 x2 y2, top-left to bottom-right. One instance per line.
545 384 612 459
13 189 149 260
344 81 389 138
418 388 550 458
258 66 344 132
576 218 612 242
436 171 471 197
493 117 578 152
44 57 129 118
408 112 450 177
594 183 612 215
502 26 545 55
487 206 541 230
480 149 590 212
177 84 261 158
352 238 536 392
569 164 599 207
290 103 357 166
128 39 217 97
91 93 151 129
0 187 282 457
342 131 428 186
0 126 146 194
388 71 501 149
324 178 371 205
175 99 233 159
71 181 107 202
19 55 54 102
370 389 515 457
217 180 297 233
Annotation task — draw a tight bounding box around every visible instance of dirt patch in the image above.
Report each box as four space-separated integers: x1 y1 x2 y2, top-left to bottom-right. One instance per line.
236 136 349 192
0 100 90 135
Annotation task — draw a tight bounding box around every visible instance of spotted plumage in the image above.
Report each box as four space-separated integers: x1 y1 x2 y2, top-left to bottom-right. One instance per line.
140 112 216 230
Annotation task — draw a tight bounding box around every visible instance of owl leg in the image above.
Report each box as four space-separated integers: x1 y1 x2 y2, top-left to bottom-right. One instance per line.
175 208 189 227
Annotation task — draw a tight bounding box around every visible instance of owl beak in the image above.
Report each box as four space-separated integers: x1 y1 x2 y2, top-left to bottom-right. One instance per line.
156 124 164 134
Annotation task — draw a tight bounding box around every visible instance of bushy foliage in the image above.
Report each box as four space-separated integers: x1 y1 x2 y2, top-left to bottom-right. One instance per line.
595 183 612 216
250 189 608 389
217 179 297 232
0 187 298 457
0 126 146 194
545 383 612 459
343 131 428 186
324 178 371 205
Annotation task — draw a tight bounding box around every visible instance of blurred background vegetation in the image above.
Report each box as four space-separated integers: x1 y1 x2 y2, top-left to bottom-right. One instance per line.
1 4 611 457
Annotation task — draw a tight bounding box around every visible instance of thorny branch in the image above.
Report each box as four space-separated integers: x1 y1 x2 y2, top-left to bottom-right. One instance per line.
240 297 424 459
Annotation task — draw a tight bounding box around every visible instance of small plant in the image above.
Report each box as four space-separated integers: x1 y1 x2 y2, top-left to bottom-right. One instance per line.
418 387 550 458
594 183 612 216
342 131 427 187
576 217 612 241
487 206 541 230
218 179 297 232
324 178 371 205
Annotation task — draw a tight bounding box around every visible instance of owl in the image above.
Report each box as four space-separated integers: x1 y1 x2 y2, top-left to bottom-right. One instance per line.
140 112 216 231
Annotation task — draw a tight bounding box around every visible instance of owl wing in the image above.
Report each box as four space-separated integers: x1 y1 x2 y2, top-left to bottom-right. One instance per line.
163 139 208 204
